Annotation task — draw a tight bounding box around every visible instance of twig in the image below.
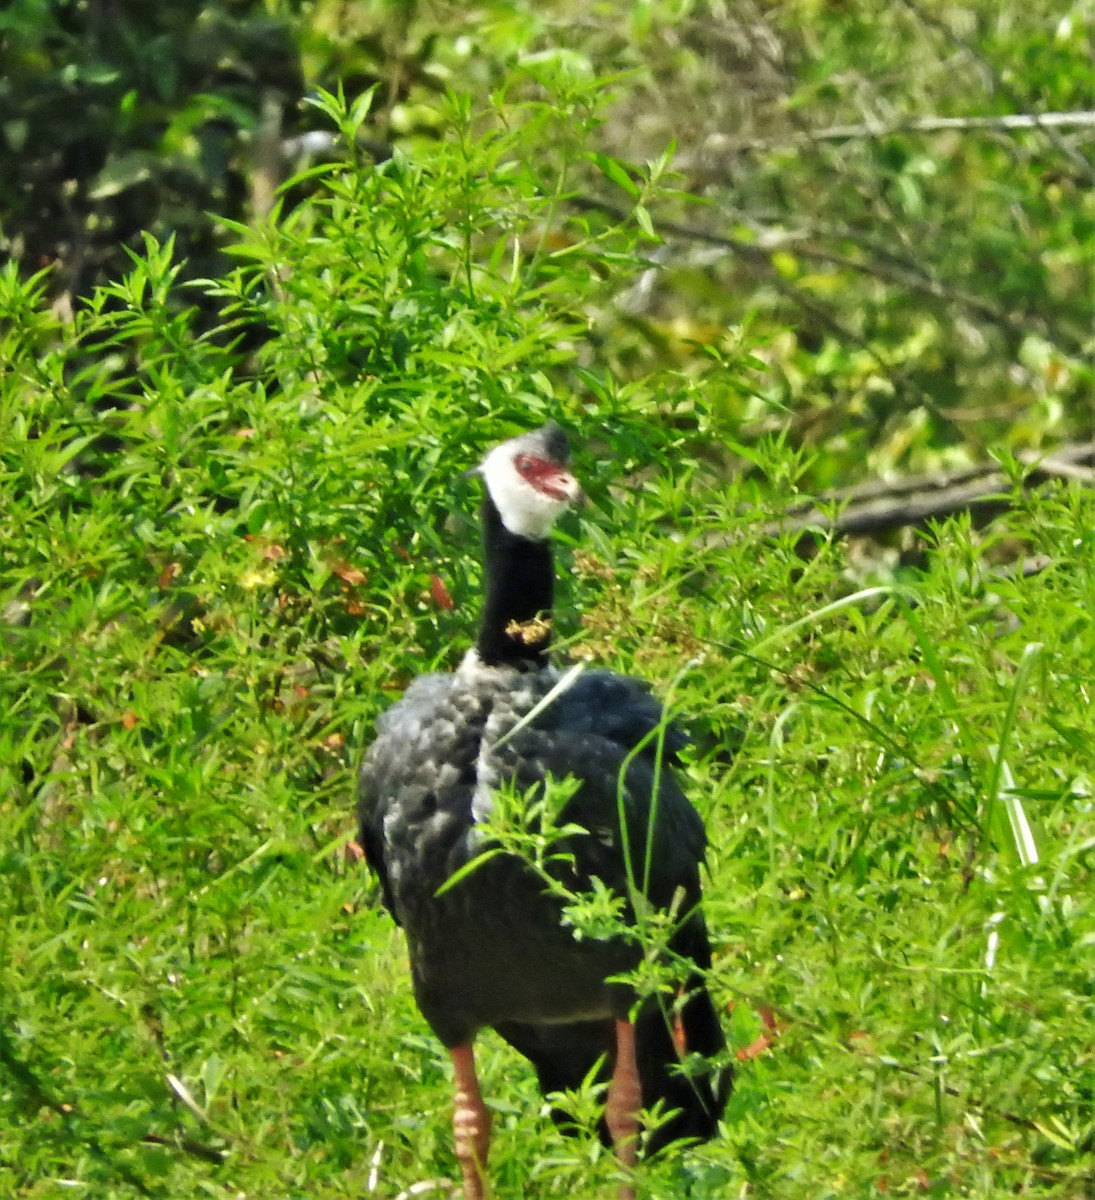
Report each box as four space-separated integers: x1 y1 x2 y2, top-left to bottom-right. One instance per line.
570 193 996 445
778 239 1021 335
139 1132 228 1165
894 0 1095 185
758 442 1095 540
685 110 1095 160
0 1031 231 1171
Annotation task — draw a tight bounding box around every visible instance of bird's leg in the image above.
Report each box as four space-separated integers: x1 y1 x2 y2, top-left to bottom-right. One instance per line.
606 1018 642 1200
450 1043 492 1200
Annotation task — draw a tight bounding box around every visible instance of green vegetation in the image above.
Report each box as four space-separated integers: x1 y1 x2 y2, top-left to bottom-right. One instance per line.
2 3 1093 1198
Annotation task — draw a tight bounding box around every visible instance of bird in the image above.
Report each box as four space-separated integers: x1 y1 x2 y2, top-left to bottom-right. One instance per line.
357 422 729 1200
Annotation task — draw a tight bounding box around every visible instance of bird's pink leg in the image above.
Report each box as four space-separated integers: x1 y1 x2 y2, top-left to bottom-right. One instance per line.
450 1043 492 1200
606 1018 642 1200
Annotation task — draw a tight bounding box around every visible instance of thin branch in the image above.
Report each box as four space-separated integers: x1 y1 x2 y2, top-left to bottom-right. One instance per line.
139 1132 229 1165
894 0 1095 185
685 110 1095 161
1040 457 1095 485
570 193 1010 448
680 1 1092 359
739 214 1055 348
0 1028 157 1196
761 442 1095 539
575 192 924 406
775 237 1025 339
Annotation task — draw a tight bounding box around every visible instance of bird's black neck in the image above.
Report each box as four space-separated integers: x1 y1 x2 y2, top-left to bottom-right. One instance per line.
477 497 554 668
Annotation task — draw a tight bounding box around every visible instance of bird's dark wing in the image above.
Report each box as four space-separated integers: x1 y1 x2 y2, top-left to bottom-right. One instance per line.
486 667 728 1149
358 663 696 919
549 667 690 764
479 667 705 911
356 671 484 924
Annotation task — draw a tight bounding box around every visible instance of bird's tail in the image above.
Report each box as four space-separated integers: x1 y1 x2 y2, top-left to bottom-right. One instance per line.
633 969 732 1154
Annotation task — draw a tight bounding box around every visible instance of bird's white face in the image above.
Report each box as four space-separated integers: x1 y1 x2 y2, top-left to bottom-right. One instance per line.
479 435 583 540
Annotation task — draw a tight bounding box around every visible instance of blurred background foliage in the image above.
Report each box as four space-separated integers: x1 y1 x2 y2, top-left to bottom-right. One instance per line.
2 0 1092 486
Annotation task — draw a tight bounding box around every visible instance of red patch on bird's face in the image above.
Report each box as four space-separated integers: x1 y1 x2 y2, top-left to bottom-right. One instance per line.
513 453 574 501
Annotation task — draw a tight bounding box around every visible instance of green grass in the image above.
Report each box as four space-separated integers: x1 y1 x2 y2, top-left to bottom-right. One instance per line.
2 88 1093 1199
4 460 1093 1198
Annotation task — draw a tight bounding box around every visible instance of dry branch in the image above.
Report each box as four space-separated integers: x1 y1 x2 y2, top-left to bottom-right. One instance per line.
684 110 1095 164
761 441 1095 539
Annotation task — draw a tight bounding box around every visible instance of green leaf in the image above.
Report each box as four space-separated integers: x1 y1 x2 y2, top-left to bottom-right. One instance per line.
587 151 640 197
634 204 660 242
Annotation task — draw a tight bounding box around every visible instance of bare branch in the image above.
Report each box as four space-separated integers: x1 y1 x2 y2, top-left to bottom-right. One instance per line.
568 192 1047 447
250 90 284 223
684 110 1095 163
139 1133 228 1165
894 0 1095 185
759 442 1095 539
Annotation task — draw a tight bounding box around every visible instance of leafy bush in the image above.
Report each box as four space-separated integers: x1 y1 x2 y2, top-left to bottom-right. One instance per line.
2 79 1092 1200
